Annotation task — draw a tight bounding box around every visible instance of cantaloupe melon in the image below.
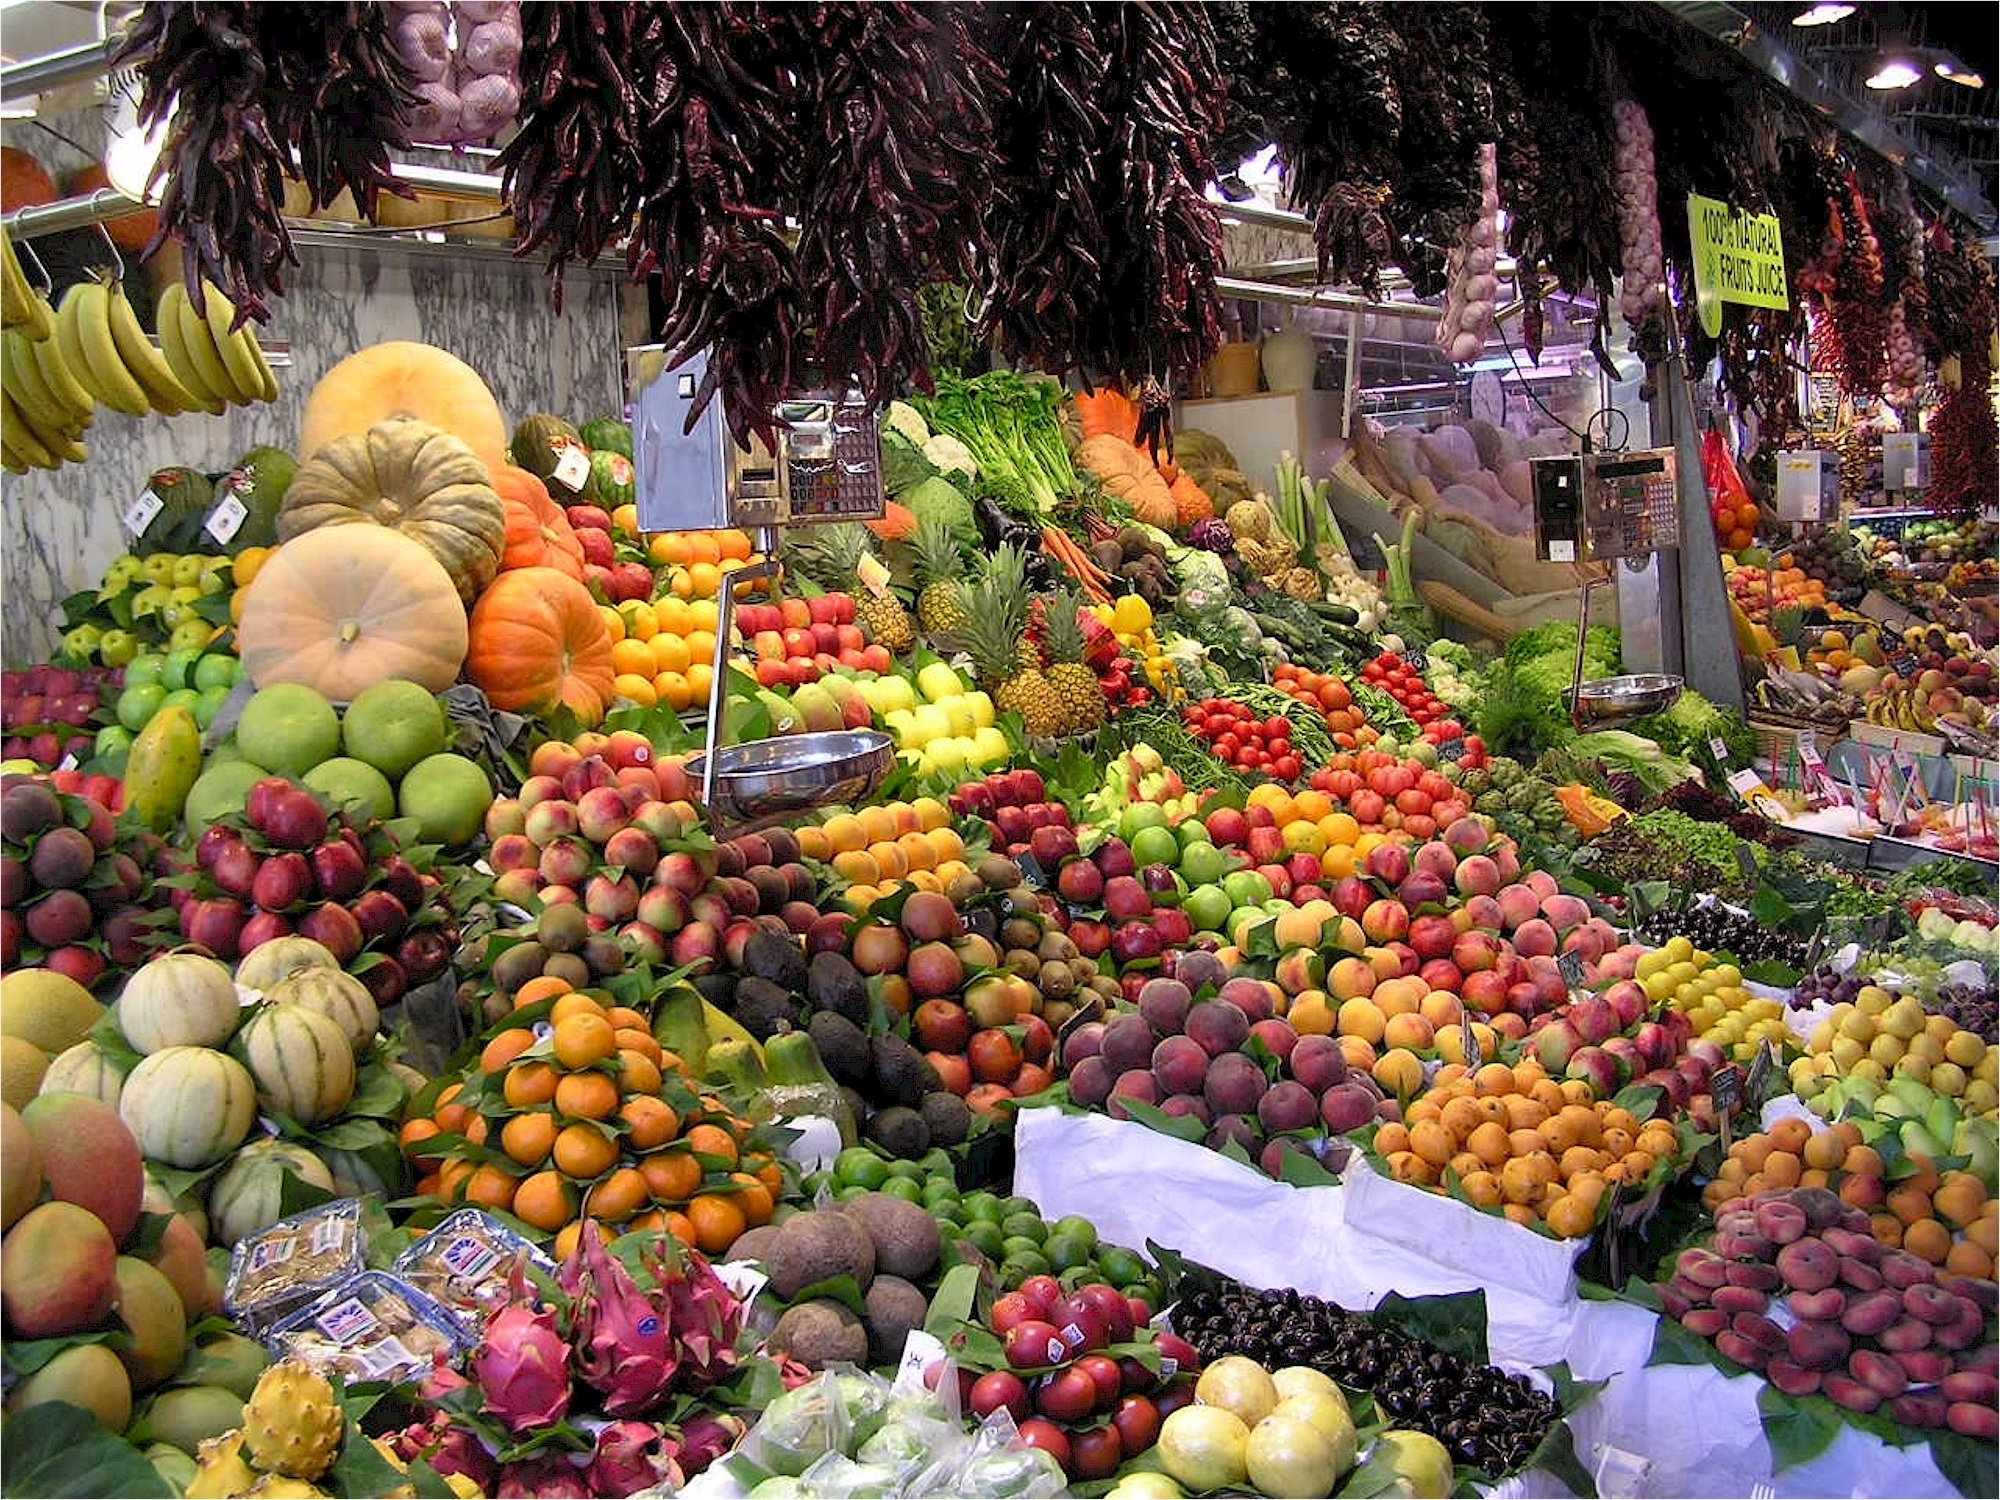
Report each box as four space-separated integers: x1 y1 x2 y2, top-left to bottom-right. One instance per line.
300 341 507 471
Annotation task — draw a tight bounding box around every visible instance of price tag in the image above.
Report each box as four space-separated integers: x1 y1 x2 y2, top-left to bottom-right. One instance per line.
123 489 165 537
1406 650 1429 673
204 490 249 546
551 442 592 493
1557 950 1586 988
892 1328 947 1397
1437 737 1467 764
1890 649 1921 679
1710 1064 1743 1114
1802 927 1827 974
1745 1039 1778 1106
1708 735 1732 766
1726 768 1768 801
1460 1013 1481 1068
1013 851 1047 889
55 749 80 773
1734 842 1760 881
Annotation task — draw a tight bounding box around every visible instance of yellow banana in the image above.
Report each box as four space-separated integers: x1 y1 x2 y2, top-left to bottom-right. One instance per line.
60 281 148 415
197 280 261 403
0 225 53 340
1 388 56 469
2 328 74 447
167 281 237 407
103 279 195 416
0 439 25 475
154 282 226 413
29 320 94 428
240 323 278 403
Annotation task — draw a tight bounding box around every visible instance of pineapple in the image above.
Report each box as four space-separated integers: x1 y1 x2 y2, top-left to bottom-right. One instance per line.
808 522 914 651
912 516 968 637
980 543 1043 673
1043 588 1107 735
956 571 1063 738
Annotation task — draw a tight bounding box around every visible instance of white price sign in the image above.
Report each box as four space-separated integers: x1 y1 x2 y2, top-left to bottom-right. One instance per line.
552 444 592 493
123 489 165 537
204 491 249 545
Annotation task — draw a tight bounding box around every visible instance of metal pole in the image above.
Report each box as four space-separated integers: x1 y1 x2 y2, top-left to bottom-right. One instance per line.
699 527 780 809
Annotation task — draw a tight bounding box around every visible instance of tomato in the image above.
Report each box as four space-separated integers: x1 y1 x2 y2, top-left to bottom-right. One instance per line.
1213 734 1239 759
1272 755 1300 782
1239 747 1266 769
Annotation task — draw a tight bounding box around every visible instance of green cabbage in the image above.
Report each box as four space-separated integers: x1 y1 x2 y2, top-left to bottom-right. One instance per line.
883 401 929 447
900 476 978 548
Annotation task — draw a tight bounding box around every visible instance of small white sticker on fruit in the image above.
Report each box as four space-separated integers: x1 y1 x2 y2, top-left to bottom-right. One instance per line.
123 489 165 536
1047 1336 1070 1364
552 444 591 493
1060 1322 1086 1350
205 490 249 545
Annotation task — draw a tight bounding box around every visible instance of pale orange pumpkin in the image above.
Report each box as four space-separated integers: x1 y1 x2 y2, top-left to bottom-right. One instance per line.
299 341 508 470
465 568 616 724
236 526 468 699
493 465 585 579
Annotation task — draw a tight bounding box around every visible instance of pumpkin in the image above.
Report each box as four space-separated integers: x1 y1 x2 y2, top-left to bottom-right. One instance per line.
300 341 508 470
232 1003 356 1126
279 417 506 603
1171 473 1214 528
0 147 57 213
117 953 241 1055
263 968 379 1058
465 567 617 724
494 464 585 578
118 1046 259 1169
1075 433 1176 528
67 163 158 254
237 525 468 700
206 1139 337 1249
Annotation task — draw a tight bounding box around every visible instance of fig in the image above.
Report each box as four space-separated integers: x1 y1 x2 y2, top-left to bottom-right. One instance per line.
1731 1312 1787 1356
1725 1261 1784 1293
1715 1230 1775 1263
1791 1186 1845 1231
1879 1250 1932 1290
1879 1317 1933 1353
1655 1282 1693 1319
1941 1369 1998 1404
1933 1301 1987 1351
1822 1227 1882 1263
1676 1249 1729 1290
1894 1349 1952 1387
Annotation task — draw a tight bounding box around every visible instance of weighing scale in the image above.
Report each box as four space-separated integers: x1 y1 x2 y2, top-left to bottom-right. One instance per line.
1529 449 1688 730
628 345 895 830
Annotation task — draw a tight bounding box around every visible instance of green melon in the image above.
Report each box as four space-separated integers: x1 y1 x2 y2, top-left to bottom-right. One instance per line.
118 1046 258 1169
207 1138 336 1247
510 413 591 499
217 446 299 553
579 416 632 457
232 1003 355 1125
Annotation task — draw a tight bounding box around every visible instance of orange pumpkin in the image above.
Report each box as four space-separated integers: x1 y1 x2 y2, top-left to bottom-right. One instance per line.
494 465 585 579
466 568 616 724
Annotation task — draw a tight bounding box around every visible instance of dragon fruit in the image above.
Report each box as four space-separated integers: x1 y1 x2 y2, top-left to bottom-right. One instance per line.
676 1413 748 1477
1187 516 1234 554
391 1414 496 1492
564 1220 678 1415
494 1455 593 1499
586 1420 684 1498
471 1298 573 1433
418 1357 471 1404
647 1239 744 1389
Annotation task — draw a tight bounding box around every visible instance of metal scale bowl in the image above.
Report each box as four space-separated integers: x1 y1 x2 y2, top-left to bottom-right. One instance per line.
1562 568 1683 731
685 729 895 833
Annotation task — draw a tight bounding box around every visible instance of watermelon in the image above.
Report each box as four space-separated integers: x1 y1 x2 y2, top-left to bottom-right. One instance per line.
139 467 216 555
509 413 595 500
232 1003 355 1125
579 417 632 457
118 1046 258 1168
590 448 635 508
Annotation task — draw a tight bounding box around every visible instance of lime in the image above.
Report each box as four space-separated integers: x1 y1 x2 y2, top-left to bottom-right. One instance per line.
884 1157 926 1182
801 1171 835 1199
1000 1211 1047 1244
1001 1195 1038 1219
1052 1214 1099 1252
193 654 238 692
834 1183 868 1202
342 679 450 780
961 1221 1007 1260
193 684 232 730
1044 1232 1095 1273
1001 1234 1045 1262
960 1190 1001 1223
1097 1246 1148 1287
833 1146 891 1191
115 682 166 732
93 724 134 763
160 688 202 718
1002 1249 1051 1281
878 1176 923 1204
123 655 166 690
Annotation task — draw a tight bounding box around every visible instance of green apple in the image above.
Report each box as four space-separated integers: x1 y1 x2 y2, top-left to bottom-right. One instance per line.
1223 869 1274 908
115 682 167 732
1179 840 1230 888
60 623 102 661
970 726 1009 765
1184 884 1232 934
1120 802 1169 841
123 653 166 688
193 654 240 693
193 684 232 730
1130 824 1179 869
160 647 204 691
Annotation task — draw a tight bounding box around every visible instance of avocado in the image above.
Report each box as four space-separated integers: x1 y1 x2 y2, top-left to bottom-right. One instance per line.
918 1090 972 1148
732 977 803 1040
806 951 870 1025
869 1034 937 1108
863 1104 930 1159
743 930 809 993
807 1011 871 1089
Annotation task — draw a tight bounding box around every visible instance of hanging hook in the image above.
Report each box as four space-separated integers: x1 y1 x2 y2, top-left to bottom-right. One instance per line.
91 208 127 283
14 230 52 296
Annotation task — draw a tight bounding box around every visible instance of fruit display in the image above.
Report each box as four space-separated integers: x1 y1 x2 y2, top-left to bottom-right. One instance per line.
2 662 122 768
1724 556 1832 622
1 783 157 990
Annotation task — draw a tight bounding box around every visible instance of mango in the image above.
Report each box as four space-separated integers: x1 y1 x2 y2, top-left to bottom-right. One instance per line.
171 1332 268 1401
141 1384 245 1453
142 1213 213 1322
0 1033 49 1110
1 1100 43 1228
1 1199 118 1337
114 1255 188 1392
22 1091 144 1244
146 1444 199 1495
0 968 103 1055
4 1342 132 1431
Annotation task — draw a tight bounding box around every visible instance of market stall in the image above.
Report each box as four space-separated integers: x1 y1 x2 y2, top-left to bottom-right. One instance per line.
0 3 1995 1499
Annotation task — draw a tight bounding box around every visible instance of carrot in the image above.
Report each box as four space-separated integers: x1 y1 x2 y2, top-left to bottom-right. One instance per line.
1075 388 1141 444
1043 527 1111 586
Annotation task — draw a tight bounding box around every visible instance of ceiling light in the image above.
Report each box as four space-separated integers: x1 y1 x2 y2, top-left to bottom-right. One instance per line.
1791 3 1855 25
1933 54 1986 88
1865 57 1924 90
103 76 169 203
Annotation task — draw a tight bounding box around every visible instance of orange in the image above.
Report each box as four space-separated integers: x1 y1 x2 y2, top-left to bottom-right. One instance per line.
639 1149 704 1204
650 633 692 675
550 992 608 1024
729 1171 776 1226
587 1166 651 1224
685 1193 747 1253
652 532 692 567
463 1114 491 1148
432 1082 472 1133
620 1096 681 1151
616 1048 663 1097
685 629 716 663
717 528 753 562
612 638 656 677
613 673 658 708
627 1209 670 1237
554 1012 617 1069
684 1123 740 1167
514 974 572 1010
482 1027 539 1074
554 1220 597 1262
604 1005 649 1032
463 1163 521 1212
399 1118 445 1166
685 662 713 701
599 604 627 644
663 1210 697 1248
553 1122 621 1179
685 532 721 566
437 1159 477 1204
555 1069 621 1121
613 1026 662 1064
502 1110 559 1168
655 673 694 711
505 1061 561 1108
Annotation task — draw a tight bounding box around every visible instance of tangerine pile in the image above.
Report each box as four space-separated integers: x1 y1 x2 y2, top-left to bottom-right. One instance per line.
597 594 721 712
796 797 973 913
400 986 780 1260
1707 1118 1997 1278
1373 1058 1683 1239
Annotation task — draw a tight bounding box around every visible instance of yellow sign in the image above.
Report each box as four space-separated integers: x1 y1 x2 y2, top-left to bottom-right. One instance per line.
1687 192 1789 338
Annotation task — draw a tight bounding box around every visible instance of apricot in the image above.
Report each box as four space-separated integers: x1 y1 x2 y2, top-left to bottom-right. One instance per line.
1768 1116 1812 1155
1902 1218 1951 1266
1932 1171 1987 1231
1467 1121 1512 1168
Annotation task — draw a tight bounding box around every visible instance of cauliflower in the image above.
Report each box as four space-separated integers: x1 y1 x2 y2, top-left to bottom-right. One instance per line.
920 432 977 480
883 400 930 448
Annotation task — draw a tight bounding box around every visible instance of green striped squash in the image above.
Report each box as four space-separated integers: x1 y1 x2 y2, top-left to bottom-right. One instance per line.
207 1139 336 1248
119 1047 258 1168
232 1005 355 1126
262 968 378 1059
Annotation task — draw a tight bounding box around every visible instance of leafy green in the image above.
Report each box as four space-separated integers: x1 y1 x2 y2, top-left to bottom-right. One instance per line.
881 433 937 497
1 1403 173 1497
1568 731 1703 794
1630 692 1756 773
912 372 1079 521
899 476 978 550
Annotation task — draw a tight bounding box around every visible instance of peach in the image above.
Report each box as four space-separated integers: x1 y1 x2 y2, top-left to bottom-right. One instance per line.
1788 1287 1847 1321
1766 1358 1822 1397
1382 1013 1435 1052
1787 1318 1852 1372
1680 1308 1729 1338
1152 1036 1209 1096
1849 1349 1908 1399
1713 1284 1769 1317
1840 1290 1903 1337
1822 1375 1882 1414
1713 1331 1769 1370
1890 1390 1949 1429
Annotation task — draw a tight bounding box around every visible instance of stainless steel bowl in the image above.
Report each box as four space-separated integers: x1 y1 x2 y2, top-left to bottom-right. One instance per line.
1562 672 1686 724
684 729 895 825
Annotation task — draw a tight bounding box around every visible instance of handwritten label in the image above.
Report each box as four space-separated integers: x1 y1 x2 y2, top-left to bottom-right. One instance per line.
1437 737 1467 764
122 489 165 537
1890 649 1921 680
1734 842 1760 881
204 490 248 546
1558 950 1586 988
1745 1040 1777 1107
552 443 592 493
1406 650 1428 673
1708 735 1732 767
1013 851 1048 889
1710 1064 1744 1114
